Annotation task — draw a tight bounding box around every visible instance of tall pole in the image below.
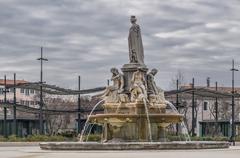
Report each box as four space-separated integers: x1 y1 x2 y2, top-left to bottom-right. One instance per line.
77 76 81 134
13 73 17 135
4 75 7 137
37 47 48 135
215 82 218 122
176 79 179 135
230 59 238 146
192 78 195 136
215 81 218 135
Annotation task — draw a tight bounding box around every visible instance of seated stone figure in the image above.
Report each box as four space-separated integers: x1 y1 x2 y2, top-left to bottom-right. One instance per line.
102 68 128 103
130 67 148 102
146 68 165 105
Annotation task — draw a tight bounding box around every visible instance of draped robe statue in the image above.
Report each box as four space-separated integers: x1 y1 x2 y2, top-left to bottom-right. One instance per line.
128 16 144 65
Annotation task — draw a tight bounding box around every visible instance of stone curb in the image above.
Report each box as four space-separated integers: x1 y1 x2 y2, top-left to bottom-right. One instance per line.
40 141 230 150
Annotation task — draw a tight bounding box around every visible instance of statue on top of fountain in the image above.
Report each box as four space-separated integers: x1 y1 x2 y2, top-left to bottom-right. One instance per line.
128 15 144 65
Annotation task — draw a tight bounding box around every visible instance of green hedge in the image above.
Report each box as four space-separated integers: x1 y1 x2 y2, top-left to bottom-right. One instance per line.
0 135 75 142
167 134 231 142
81 134 101 142
190 136 229 141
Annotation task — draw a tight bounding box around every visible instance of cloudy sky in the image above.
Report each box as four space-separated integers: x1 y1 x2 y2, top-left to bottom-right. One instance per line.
1 0 240 90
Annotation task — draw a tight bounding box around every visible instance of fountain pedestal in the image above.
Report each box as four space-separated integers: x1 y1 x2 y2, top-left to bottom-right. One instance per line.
89 101 183 142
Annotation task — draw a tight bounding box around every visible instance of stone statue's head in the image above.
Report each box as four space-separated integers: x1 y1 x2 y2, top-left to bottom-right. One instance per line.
110 68 119 75
130 15 137 24
151 68 158 76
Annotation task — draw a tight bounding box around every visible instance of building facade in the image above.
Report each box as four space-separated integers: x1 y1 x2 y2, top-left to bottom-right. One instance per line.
166 84 240 137
0 79 39 136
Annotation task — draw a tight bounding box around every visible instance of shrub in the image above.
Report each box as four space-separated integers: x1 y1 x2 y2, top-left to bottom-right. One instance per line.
8 135 24 142
82 134 101 142
26 135 65 142
0 134 77 142
191 136 228 141
0 136 7 142
166 133 190 141
235 136 240 141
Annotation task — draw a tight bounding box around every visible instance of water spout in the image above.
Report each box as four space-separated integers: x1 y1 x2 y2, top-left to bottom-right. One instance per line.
180 121 191 141
165 100 178 113
86 124 95 142
79 100 104 142
165 100 191 141
143 98 153 142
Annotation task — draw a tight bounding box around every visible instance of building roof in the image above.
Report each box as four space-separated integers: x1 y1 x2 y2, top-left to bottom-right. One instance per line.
165 84 238 98
180 84 240 93
0 79 28 86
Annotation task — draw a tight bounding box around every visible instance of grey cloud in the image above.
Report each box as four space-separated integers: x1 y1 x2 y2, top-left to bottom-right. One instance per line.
1 0 240 90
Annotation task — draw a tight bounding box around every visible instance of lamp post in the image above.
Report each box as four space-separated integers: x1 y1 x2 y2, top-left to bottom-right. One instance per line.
230 59 238 146
192 78 195 136
176 79 179 135
3 75 8 137
77 76 81 134
37 47 48 135
215 81 218 135
13 73 17 135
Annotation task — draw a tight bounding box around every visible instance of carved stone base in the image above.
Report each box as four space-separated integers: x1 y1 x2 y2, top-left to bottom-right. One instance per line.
89 102 183 142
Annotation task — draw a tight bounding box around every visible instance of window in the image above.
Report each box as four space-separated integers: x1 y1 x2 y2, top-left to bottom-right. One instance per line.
20 88 24 93
203 101 208 110
26 101 30 106
9 88 14 92
0 88 3 94
20 100 24 105
25 89 29 96
30 89 34 94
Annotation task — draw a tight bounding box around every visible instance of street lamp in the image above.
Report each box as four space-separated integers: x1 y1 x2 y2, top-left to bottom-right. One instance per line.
77 76 81 134
37 46 48 135
230 59 238 146
3 75 9 138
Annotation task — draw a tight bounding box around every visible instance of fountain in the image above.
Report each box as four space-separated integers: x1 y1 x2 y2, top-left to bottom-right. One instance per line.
40 16 229 150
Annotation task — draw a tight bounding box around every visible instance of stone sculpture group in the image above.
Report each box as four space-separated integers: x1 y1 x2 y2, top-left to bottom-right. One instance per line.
102 15 165 106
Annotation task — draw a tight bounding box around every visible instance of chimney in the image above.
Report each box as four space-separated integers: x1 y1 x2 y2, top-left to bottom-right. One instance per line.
207 77 210 87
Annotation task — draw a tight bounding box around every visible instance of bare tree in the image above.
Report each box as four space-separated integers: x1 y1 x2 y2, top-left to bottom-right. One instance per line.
38 94 77 135
169 69 186 90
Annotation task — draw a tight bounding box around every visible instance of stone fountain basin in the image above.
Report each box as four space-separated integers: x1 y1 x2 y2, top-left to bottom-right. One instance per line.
40 141 230 150
89 113 184 125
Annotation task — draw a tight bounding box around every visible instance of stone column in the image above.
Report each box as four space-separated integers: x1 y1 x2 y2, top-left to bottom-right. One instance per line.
158 126 167 142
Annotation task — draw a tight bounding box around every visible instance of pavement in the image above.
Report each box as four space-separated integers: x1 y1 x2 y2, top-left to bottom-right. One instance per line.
0 145 240 158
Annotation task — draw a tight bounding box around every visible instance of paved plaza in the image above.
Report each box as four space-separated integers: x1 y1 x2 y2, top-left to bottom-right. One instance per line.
0 145 240 158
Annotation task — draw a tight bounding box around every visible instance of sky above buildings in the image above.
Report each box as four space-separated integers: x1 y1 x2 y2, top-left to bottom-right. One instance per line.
1 0 240 90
